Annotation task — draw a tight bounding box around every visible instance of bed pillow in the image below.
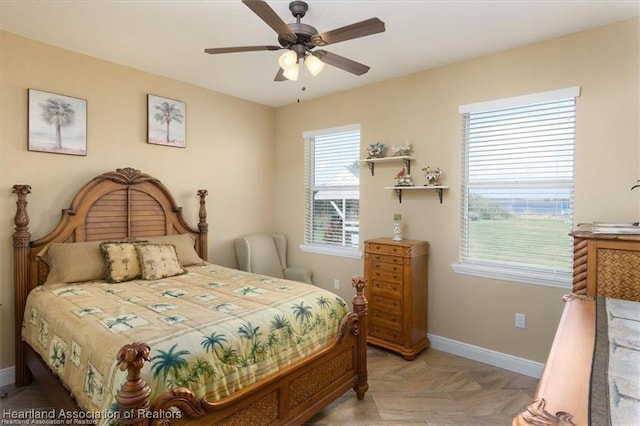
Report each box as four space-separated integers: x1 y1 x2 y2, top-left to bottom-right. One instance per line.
42 241 105 285
136 243 187 280
100 241 143 283
141 234 204 266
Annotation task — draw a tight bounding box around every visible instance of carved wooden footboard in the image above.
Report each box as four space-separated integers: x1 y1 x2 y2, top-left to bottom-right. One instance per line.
12 167 369 426
116 276 367 426
512 294 594 426
514 225 640 425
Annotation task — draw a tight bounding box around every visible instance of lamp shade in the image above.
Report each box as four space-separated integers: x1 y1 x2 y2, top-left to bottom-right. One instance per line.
304 54 325 76
278 50 297 70
282 63 299 81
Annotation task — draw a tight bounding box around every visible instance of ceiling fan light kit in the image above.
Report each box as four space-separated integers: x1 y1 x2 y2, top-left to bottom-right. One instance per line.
204 0 385 81
278 49 298 73
283 62 300 81
305 53 325 76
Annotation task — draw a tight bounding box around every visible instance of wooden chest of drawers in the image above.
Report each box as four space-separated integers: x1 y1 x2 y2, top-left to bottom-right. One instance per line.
364 238 429 360
571 224 640 301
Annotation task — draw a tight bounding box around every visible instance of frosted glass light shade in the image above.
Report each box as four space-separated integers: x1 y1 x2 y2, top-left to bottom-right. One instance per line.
278 50 297 69
304 54 325 76
282 63 299 81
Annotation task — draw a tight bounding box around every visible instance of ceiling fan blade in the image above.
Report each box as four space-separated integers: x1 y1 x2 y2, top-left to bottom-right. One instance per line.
242 0 297 43
311 18 385 47
314 50 370 76
274 68 287 82
204 45 282 54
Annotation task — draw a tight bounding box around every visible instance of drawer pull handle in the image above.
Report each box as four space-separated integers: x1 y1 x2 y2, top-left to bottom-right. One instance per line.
392 258 398 263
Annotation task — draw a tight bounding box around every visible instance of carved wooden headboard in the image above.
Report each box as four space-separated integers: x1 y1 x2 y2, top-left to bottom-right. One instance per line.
12 167 207 385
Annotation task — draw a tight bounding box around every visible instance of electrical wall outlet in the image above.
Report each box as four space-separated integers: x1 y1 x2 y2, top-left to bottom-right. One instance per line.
515 313 526 328
333 279 340 290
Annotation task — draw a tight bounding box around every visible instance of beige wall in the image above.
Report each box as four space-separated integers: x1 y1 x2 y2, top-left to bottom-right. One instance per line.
0 32 276 369
274 18 640 362
1 18 638 373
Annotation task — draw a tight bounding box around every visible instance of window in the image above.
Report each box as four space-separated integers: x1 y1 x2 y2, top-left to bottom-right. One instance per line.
300 124 361 258
454 87 580 288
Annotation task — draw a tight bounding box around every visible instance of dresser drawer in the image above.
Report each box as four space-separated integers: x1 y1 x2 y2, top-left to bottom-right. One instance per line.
366 243 406 256
369 253 404 265
371 308 401 329
371 294 401 312
370 323 402 344
370 267 403 283
371 260 403 273
370 279 402 297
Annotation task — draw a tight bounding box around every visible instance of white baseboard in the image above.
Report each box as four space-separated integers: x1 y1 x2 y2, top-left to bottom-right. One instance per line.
428 333 543 379
0 365 15 387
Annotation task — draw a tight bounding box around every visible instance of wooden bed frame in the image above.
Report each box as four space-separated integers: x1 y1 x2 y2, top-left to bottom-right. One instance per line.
12 167 369 425
513 227 640 426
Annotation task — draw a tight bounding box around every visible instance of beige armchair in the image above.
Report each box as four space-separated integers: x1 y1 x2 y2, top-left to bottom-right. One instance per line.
234 233 313 284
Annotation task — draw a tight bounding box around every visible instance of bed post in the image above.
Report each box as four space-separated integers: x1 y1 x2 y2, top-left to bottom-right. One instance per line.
351 275 368 399
197 189 208 261
12 184 32 387
116 343 152 426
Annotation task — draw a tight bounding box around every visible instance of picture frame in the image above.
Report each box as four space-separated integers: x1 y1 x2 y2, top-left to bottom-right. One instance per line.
147 94 186 148
28 89 87 156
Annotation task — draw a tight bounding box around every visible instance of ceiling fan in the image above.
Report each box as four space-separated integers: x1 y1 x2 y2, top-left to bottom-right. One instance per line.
204 0 386 81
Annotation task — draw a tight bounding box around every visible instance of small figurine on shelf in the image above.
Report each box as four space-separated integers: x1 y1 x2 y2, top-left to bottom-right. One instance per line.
391 141 412 157
367 142 385 158
395 167 413 186
422 166 443 186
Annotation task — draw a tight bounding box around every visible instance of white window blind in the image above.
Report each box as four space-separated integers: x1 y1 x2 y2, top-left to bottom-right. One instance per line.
455 87 580 287
302 125 360 256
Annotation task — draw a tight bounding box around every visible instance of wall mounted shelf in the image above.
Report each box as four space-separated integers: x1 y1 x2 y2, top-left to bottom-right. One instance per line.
384 185 448 204
360 156 416 176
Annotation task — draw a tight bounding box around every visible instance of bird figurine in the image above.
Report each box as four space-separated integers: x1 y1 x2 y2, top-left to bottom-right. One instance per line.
395 168 413 186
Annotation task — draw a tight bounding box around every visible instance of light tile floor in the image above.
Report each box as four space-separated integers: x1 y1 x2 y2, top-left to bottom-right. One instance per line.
307 345 538 425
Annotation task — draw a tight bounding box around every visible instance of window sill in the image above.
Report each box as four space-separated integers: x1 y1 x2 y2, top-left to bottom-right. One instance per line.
300 243 363 259
451 262 571 289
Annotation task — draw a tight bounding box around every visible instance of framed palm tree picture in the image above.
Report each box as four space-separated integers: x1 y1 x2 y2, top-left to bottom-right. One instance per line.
147 94 186 148
28 89 87 156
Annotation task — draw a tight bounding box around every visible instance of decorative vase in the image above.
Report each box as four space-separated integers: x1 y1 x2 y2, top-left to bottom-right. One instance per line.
392 214 403 241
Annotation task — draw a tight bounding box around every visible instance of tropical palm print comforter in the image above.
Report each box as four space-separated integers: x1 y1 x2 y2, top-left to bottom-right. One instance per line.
22 263 349 423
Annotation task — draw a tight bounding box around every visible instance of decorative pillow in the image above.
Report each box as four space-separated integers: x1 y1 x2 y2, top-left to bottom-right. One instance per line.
141 234 204 266
136 243 187 280
100 242 143 283
42 241 105 285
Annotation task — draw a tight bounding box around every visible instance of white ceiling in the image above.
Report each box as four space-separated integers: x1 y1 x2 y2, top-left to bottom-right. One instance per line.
1 0 638 108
